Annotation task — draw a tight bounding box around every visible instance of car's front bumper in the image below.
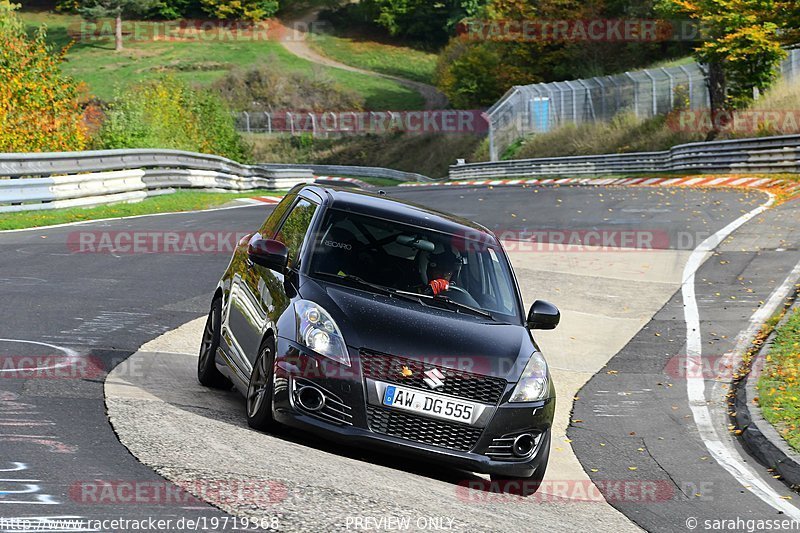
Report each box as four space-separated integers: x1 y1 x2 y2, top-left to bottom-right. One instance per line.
272 338 555 478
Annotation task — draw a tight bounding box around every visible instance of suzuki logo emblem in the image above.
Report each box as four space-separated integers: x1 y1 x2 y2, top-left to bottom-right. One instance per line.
423 368 445 390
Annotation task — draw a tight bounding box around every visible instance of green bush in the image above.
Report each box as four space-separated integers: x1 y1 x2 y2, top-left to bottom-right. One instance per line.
98 76 250 161
151 0 195 19
213 62 365 112
199 0 279 21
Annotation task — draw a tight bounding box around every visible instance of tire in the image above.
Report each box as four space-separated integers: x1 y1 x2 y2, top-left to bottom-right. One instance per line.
246 336 278 431
197 298 232 389
490 438 550 497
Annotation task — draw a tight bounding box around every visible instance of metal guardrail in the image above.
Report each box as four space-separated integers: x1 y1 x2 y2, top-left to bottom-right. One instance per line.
259 163 431 182
449 134 800 180
0 149 315 213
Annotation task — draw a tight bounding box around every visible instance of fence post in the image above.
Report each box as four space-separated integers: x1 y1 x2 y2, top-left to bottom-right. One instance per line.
609 75 621 112
596 77 607 119
308 113 316 137
625 72 639 119
577 79 595 121
678 65 693 109
544 86 557 127
489 120 497 162
265 112 272 134
662 67 674 109
642 69 657 116
564 80 578 123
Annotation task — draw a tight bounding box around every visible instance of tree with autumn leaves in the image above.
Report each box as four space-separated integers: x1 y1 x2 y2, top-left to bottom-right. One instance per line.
658 0 798 120
0 1 88 152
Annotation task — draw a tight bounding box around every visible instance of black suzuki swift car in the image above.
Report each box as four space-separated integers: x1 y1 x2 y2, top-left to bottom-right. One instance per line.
198 184 559 491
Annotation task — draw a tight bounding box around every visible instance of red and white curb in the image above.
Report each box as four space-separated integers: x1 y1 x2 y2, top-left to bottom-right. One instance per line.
244 177 374 204
240 196 283 205
314 176 374 189
399 175 800 196
247 175 800 203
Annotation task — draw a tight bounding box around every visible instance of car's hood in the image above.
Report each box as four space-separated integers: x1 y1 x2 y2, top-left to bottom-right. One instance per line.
299 278 536 382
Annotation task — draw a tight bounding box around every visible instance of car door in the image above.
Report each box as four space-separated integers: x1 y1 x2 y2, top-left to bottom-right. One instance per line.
225 193 294 377
227 195 320 373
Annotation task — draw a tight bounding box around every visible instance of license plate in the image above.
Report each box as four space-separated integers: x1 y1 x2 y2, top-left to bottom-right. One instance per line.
382 384 478 425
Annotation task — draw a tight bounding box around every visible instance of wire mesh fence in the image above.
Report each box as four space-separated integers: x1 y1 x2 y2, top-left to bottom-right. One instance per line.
487 49 800 161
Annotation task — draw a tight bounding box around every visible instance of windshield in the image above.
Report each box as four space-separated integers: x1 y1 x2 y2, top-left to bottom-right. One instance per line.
308 209 522 323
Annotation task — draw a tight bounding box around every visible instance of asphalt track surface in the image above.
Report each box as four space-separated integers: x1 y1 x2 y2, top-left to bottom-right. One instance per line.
1 185 799 532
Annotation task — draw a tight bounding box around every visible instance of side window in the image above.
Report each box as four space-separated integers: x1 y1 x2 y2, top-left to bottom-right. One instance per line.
275 198 318 269
259 193 296 237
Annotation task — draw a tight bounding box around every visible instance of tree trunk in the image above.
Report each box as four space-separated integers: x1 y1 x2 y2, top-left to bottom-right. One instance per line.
115 14 123 52
706 61 726 140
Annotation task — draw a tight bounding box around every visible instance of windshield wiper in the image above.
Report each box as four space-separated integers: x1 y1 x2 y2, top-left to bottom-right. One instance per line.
316 273 496 320
395 290 496 320
315 273 424 304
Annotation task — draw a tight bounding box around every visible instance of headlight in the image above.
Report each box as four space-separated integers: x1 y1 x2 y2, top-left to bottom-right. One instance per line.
295 300 350 366
509 352 549 402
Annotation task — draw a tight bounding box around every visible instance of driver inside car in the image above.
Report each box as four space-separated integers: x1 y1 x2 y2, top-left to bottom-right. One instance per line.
423 247 461 296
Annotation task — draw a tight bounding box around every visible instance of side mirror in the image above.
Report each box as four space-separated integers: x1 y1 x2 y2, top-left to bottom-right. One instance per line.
248 237 289 273
527 300 560 330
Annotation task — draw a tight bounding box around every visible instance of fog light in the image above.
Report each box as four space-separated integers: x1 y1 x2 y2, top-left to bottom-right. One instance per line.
512 433 536 457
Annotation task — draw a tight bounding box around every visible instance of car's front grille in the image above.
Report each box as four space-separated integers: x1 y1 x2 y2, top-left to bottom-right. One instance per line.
359 351 507 405
366 405 483 452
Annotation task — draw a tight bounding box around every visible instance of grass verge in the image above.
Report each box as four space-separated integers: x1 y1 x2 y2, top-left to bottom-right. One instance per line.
0 189 283 231
757 305 800 453
20 11 424 110
308 32 437 84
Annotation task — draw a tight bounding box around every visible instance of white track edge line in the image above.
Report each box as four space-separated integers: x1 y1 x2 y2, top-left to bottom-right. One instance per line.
682 193 800 518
